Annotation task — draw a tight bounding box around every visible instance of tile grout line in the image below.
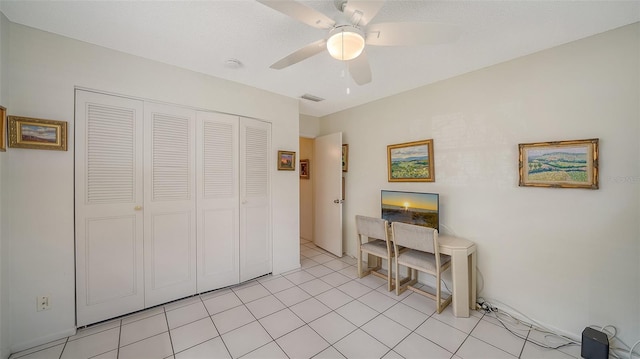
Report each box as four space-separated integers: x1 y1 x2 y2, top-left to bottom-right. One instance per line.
161 307 176 358
286 270 397 358
115 319 122 359
57 337 69 359
442 313 478 359
307 244 465 359
298 247 432 357
269 264 357 358
199 291 234 359
235 280 293 359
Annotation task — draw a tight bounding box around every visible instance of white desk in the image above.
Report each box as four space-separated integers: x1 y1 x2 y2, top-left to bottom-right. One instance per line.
437 235 477 318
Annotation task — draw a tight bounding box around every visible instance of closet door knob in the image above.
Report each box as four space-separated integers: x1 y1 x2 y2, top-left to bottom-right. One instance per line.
134 206 143 211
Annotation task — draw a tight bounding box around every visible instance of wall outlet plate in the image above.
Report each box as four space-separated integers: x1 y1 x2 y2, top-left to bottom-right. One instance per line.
37 295 50 311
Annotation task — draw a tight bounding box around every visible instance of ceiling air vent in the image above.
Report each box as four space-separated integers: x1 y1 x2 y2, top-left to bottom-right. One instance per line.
300 94 325 102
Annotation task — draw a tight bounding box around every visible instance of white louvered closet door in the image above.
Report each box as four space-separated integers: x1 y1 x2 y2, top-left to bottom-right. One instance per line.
239 117 272 282
75 90 145 326
143 103 197 307
196 112 240 292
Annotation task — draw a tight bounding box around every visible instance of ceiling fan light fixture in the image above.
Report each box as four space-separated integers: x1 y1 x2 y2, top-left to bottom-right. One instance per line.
327 26 365 61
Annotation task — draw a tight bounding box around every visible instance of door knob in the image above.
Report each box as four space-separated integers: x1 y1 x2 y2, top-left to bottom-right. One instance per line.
134 206 143 211
333 199 344 204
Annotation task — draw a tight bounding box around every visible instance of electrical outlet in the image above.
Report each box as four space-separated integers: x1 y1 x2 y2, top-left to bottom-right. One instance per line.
37 295 50 311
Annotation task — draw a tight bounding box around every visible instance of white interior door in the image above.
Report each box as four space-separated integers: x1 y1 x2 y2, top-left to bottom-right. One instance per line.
75 90 145 326
143 102 197 307
196 111 240 291
314 132 343 257
239 117 272 281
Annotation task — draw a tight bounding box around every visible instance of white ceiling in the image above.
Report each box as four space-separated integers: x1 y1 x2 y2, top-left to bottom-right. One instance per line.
1 0 639 117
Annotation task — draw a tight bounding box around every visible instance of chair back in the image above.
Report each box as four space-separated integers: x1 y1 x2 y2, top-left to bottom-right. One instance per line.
391 222 438 254
355 215 389 242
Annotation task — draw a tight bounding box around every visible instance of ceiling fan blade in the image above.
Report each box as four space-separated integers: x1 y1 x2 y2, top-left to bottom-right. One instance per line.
347 51 372 85
270 39 328 69
257 0 335 29
343 0 385 27
366 22 461 46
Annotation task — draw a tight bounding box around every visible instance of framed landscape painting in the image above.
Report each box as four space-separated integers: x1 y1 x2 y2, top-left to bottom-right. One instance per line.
8 116 68 151
277 150 296 171
519 138 598 189
387 139 434 182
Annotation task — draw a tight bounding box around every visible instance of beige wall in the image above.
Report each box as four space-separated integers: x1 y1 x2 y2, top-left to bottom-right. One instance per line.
299 137 314 241
298 114 319 243
299 114 320 138
1 20 300 354
320 23 640 344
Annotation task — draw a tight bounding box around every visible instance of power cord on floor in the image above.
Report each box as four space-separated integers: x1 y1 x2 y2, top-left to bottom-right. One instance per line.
629 340 640 359
476 298 578 351
475 298 640 359
587 325 640 359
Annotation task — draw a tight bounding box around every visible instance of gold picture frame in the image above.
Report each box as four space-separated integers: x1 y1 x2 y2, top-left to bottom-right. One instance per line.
0 106 6 152
300 159 310 179
342 144 349 172
8 116 68 151
277 150 296 171
519 138 599 189
387 139 435 182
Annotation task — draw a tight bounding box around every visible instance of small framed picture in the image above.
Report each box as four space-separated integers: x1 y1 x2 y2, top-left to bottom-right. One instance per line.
8 116 68 151
278 150 296 171
387 139 434 182
0 106 6 152
300 159 310 179
342 144 349 172
519 138 599 189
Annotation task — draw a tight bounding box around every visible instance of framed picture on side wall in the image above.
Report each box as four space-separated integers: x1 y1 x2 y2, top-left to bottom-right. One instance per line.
342 144 349 172
0 106 6 152
278 150 296 170
8 115 68 151
300 159 310 179
387 139 435 182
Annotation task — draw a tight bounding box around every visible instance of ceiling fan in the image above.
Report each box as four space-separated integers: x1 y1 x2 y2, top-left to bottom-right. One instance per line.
257 0 461 85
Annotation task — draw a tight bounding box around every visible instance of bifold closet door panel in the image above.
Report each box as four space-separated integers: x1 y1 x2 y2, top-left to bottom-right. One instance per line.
75 90 145 326
143 102 197 308
196 112 240 292
239 117 272 282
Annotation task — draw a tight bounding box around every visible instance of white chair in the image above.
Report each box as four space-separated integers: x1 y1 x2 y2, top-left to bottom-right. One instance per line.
355 215 393 291
391 222 452 313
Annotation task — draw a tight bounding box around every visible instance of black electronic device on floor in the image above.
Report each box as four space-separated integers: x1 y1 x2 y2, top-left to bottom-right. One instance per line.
581 327 609 359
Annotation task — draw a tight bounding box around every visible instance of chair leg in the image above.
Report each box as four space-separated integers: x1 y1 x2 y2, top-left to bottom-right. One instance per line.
357 248 363 278
436 271 442 313
435 272 452 314
395 258 400 296
387 258 393 292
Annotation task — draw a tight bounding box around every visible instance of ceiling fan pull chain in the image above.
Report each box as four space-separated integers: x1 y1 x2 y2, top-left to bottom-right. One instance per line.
345 61 351 95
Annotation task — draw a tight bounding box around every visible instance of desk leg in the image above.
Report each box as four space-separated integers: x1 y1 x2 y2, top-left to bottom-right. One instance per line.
469 251 477 310
450 249 470 318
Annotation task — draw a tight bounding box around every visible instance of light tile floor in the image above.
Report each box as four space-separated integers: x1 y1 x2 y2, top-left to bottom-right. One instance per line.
10 239 582 359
